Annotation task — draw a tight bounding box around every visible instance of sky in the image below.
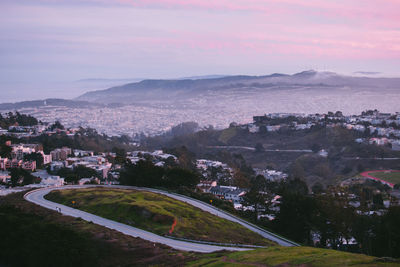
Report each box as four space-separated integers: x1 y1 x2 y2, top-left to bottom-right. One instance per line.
1 0 400 102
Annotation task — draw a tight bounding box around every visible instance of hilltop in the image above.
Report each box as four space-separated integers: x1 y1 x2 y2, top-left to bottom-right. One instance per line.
1 71 400 136
76 70 400 106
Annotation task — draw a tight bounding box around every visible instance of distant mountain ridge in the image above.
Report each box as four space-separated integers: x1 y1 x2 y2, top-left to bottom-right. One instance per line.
1 70 400 136
2 71 400 114
76 70 400 104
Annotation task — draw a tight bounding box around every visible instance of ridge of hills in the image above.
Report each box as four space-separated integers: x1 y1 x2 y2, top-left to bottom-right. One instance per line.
76 70 400 104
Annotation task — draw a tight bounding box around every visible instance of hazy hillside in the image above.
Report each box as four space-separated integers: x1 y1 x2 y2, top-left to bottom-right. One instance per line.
2 71 400 136
77 70 400 115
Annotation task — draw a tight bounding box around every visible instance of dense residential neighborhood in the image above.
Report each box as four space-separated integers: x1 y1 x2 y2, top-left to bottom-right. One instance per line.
3 1 400 265
249 110 400 150
1 110 400 261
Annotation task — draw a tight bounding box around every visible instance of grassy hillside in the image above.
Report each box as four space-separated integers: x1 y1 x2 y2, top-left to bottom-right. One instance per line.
189 246 400 267
45 188 274 246
147 126 400 188
0 191 198 267
2 190 397 266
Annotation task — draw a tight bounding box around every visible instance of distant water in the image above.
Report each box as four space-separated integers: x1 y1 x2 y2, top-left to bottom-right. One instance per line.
0 79 141 103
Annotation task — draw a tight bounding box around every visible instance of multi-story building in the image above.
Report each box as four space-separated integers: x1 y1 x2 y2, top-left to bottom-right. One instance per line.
0 157 36 171
9 159 22 169
0 157 9 171
11 144 39 160
50 147 72 161
41 152 52 165
22 161 36 171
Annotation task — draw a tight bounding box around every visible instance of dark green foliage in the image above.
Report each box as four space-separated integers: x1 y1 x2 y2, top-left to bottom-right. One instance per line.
357 164 365 173
0 205 98 267
242 175 271 222
311 182 324 194
259 181 400 258
36 132 74 154
255 142 264 152
163 146 197 170
372 193 384 209
0 143 11 158
163 168 200 189
112 147 127 164
341 165 353 174
32 127 133 154
0 112 38 128
56 165 99 183
282 178 309 195
259 125 267 134
169 121 199 137
50 120 65 130
120 160 164 187
24 152 44 168
311 143 322 153
352 207 400 258
10 168 37 187
291 162 305 180
146 123 400 189
375 207 400 258
273 193 317 245
120 160 200 189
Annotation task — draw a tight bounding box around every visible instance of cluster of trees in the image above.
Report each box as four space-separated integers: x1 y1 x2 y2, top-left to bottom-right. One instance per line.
32 127 133 154
49 121 64 130
24 152 44 169
0 112 38 128
254 115 313 126
119 160 200 189
9 168 39 187
52 165 99 184
167 122 199 138
0 143 11 158
240 177 400 258
163 146 197 170
146 120 400 186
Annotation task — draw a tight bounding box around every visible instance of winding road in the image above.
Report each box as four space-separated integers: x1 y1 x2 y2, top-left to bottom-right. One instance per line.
24 185 298 252
207 145 312 153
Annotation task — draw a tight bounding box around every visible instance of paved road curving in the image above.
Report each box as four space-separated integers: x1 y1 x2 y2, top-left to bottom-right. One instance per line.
128 186 298 247
24 185 298 252
207 145 312 153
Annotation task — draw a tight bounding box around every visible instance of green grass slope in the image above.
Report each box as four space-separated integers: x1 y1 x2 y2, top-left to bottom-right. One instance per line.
0 191 197 267
45 188 274 246
189 246 400 267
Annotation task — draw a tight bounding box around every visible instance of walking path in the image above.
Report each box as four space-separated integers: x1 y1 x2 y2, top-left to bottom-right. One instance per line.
207 146 312 153
24 185 298 252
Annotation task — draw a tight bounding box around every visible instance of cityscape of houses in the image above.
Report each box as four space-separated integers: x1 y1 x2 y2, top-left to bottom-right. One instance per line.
247 111 400 150
0 136 289 211
1 110 400 216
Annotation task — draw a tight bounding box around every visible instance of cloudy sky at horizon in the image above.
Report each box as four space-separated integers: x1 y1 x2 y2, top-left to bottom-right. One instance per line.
1 0 400 101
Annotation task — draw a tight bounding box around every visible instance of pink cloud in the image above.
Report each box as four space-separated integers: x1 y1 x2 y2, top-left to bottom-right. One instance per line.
2 0 400 77
8 0 400 29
